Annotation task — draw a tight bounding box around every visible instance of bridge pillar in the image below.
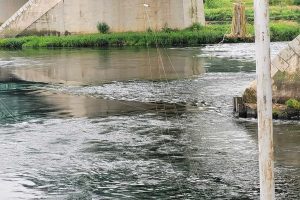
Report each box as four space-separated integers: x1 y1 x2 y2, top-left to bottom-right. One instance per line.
0 0 28 24
0 0 206 36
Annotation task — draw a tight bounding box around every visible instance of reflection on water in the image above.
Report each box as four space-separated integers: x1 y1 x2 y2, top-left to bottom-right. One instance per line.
0 45 299 199
0 48 205 85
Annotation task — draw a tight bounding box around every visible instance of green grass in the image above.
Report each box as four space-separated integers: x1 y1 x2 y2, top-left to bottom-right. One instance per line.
0 22 298 49
205 6 300 22
270 22 300 41
203 0 300 43
0 0 297 49
205 0 299 9
205 0 300 22
0 25 227 49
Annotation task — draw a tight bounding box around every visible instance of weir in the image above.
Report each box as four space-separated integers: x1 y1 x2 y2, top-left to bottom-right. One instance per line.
0 0 205 37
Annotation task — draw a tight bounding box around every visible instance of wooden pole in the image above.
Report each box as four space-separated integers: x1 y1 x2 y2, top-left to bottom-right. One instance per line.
231 1 247 38
254 0 275 199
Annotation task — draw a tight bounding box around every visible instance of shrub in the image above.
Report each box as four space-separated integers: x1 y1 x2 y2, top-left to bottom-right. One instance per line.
97 22 110 34
286 99 300 110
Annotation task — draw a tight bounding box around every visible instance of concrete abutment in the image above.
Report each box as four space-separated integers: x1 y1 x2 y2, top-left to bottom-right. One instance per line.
0 0 205 37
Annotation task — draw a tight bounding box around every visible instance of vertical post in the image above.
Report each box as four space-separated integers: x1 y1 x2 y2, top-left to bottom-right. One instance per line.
254 0 275 199
231 1 247 38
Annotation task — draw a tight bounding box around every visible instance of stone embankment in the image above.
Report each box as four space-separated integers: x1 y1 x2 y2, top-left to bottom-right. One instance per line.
235 35 300 119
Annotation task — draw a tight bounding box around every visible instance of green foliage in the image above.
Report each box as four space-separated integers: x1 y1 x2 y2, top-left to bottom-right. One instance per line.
0 37 34 49
205 7 300 21
0 22 298 49
270 0 298 5
97 22 110 34
286 99 300 110
0 25 227 49
205 8 232 21
204 0 231 9
204 0 298 8
294 0 300 5
186 23 204 31
270 22 300 41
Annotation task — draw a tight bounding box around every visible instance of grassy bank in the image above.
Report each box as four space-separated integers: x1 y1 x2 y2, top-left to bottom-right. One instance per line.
0 23 299 49
0 0 298 49
206 6 300 22
205 0 300 22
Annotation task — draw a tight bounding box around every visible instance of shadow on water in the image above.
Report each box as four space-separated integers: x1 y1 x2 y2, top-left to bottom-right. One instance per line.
0 83 194 124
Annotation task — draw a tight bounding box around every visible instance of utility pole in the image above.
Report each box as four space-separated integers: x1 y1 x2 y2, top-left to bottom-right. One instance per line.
254 0 275 199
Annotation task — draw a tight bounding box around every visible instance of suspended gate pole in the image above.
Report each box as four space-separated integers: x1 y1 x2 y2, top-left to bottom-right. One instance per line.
254 0 275 199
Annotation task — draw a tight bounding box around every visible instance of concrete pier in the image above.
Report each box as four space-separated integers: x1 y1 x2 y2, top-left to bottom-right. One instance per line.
0 0 205 37
0 0 28 24
243 35 300 103
237 34 300 119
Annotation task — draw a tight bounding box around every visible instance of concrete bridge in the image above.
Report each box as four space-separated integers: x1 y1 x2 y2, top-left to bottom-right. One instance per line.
0 0 205 37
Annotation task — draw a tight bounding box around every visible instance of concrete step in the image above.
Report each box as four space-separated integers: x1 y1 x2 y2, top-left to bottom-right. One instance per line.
0 0 62 38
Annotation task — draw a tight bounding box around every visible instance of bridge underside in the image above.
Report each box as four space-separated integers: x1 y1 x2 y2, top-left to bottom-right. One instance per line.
0 0 205 37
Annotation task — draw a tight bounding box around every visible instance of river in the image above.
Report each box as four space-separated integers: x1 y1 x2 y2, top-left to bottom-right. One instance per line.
0 43 299 199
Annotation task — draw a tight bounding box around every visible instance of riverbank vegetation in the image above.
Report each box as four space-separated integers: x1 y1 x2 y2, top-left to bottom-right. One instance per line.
0 22 298 49
205 0 300 40
206 6 300 22
205 0 300 22
0 0 298 49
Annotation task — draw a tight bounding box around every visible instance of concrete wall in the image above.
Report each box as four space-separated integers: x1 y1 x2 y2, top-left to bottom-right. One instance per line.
0 0 28 24
243 35 300 103
0 0 64 38
271 35 300 102
26 0 205 34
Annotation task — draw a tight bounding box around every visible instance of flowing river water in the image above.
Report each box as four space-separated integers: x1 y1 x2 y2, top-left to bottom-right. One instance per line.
0 43 299 199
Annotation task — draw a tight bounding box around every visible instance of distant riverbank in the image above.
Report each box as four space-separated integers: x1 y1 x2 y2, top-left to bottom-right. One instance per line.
0 23 299 49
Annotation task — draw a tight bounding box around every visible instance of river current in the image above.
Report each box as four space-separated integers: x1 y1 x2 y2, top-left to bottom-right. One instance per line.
0 43 299 199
